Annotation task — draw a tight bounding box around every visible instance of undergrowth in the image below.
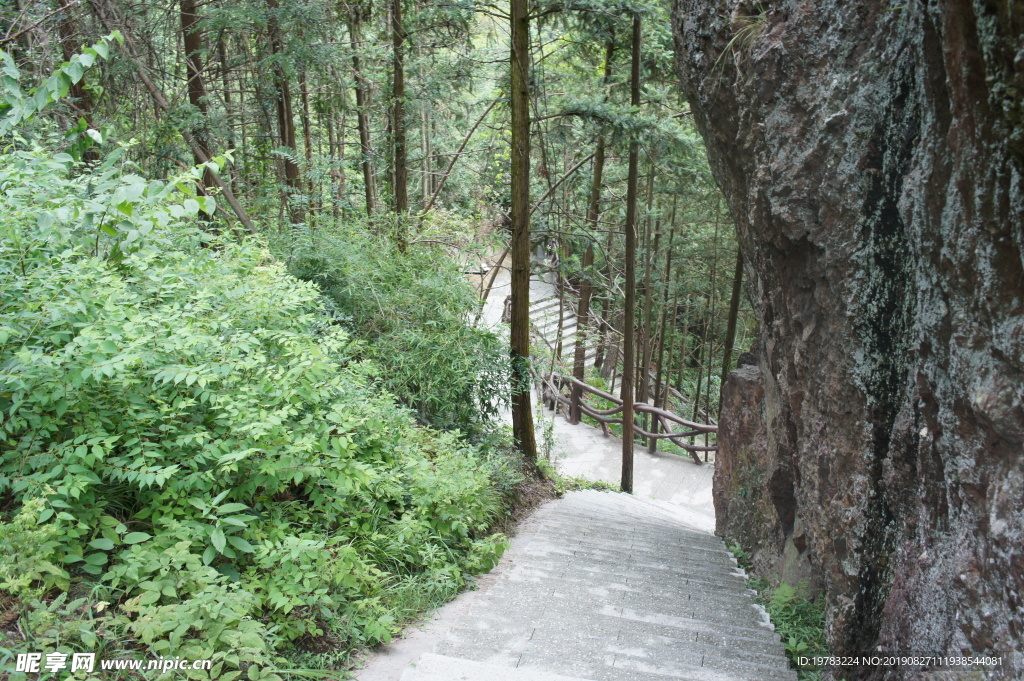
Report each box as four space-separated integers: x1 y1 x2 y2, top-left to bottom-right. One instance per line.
728 543 828 681
0 48 526 680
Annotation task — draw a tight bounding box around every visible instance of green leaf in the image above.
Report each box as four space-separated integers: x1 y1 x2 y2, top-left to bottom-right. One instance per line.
84 552 108 566
65 60 85 83
37 508 54 523
122 532 152 544
89 538 115 550
227 536 254 553
211 527 226 553
139 590 161 606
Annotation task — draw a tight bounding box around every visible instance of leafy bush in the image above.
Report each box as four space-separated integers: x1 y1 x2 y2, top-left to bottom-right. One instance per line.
0 52 519 679
278 223 508 435
744 574 827 680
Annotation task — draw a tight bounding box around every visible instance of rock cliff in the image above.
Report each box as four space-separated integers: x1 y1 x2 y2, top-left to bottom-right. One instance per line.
672 1 1023 678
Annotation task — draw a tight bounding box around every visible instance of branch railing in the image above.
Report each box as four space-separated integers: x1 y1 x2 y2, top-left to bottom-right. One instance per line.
536 370 717 465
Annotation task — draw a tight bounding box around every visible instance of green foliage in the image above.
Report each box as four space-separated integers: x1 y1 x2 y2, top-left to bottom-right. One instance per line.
745 574 828 680
727 541 752 570
534 457 618 495
0 497 70 599
731 537 826 680
0 53 520 679
713 4 768 75
278 223 509 435
0 33 122 136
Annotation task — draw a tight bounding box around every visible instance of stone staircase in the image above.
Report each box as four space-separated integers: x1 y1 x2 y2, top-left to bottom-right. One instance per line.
401 490 796 681
530 293 597 367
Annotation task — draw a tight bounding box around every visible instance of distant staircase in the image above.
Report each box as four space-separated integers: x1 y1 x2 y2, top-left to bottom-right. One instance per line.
401 490 796 681
529 293 596 367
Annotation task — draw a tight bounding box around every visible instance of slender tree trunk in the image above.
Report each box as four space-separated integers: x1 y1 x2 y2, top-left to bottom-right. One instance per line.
620 13 641 493
675 296 691 395
265 0 302 223
569 131 605 423
648 222 675 452
509 0 536 460
180 0 215 190
300 69 314 197
719 248 744 410
567 37 613 413
421 104 431 211
217 35 236 153
349 17 377 217
391 0 407 221
594 295 610 373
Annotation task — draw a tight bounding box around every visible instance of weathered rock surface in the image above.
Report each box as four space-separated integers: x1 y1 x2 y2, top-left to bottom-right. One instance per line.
672 1 1024 678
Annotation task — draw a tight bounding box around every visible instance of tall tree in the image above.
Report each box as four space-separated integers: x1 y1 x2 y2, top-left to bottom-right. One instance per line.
180 0 213 189
265 0 302 222
509 0 537 460
620 12 641 493
570 40 613 425
347 10 377 217
719 248 743 410
390 0 407 217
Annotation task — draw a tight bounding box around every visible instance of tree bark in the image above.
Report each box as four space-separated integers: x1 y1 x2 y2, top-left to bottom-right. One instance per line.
180 0 214 190
56 2 93 126
265 0 302 223
569 138 603 423
569 42 613 424
620 13 641 493
719 247 743 412
391 0 407 219
508 0 536 461
649 222 675 452
348 17 376 217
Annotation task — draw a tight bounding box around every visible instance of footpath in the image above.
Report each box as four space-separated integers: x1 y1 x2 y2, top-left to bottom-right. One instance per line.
353 258 794 681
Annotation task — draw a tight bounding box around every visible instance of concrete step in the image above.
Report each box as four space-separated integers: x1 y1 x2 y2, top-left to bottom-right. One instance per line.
400 653 594 681
410 491 796 681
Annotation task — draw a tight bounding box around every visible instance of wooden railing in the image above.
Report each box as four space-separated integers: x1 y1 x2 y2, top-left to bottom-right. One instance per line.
537 371 717 465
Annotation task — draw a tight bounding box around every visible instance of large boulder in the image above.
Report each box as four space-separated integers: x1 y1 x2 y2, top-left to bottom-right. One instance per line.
673 0 1024 677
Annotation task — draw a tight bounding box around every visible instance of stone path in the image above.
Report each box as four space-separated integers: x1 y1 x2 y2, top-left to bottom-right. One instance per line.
400 490 795 681
354 256 793 681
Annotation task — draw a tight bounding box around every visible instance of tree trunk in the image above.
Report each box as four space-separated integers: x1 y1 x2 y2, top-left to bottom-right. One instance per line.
349 17 377 217
569 132 605 423
649 223 675 453
421 104 431 211
391 0 407 221
620 13 641 493
265 0 302 223
88 0 256 233
180 0 214 189
300 69 314 198
509 0 536 461
57 3 94 126
719 247 744 412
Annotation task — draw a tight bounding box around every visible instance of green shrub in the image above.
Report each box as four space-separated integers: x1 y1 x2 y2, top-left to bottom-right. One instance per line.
0 56 518 677
278 223 508 435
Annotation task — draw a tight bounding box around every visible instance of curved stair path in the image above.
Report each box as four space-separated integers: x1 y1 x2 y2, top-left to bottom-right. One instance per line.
355 256 793 680
400 490 795 681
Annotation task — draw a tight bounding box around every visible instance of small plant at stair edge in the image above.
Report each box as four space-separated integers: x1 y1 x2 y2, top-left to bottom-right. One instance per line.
730 545 828 680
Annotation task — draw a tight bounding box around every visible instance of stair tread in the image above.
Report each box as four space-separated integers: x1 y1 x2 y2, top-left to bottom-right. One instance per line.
414 490 793 681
